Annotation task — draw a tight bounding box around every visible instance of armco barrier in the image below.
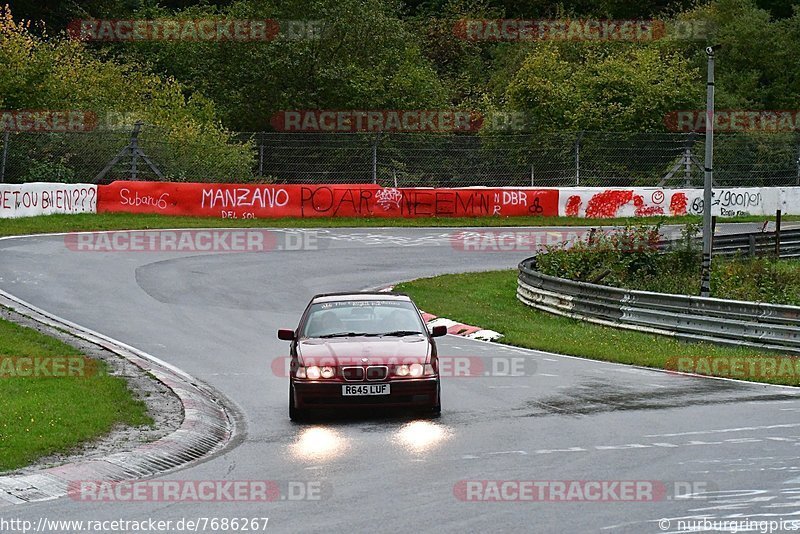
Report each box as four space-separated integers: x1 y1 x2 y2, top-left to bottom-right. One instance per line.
712 228 800 259
517 257 800 354
0 183 97 218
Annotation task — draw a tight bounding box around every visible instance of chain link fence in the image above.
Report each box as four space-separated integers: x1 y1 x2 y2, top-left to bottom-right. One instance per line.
2 127 798 187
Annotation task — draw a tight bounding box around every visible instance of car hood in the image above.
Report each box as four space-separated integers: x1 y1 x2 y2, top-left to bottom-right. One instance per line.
297 336 430 366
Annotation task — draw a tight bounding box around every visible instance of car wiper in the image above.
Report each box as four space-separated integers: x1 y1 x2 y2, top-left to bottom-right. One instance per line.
317 332 369 338
380 330 425 337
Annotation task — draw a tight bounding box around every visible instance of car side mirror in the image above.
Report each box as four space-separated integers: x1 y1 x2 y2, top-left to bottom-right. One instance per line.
277 328 296 341
430 325 447 337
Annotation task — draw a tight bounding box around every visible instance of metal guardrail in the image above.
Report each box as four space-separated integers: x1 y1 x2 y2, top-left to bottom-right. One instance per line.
517 256 800 354
711 228 800 259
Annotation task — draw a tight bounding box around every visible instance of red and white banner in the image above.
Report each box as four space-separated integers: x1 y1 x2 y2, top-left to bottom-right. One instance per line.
97 182 560 218
3 181 797 220
558 187 783 218
0 183 97 218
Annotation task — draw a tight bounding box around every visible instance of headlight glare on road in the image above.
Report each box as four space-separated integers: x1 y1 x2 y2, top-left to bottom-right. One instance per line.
409 363 424 377
396 364 410 376
306 366 321 380
321 366 335 379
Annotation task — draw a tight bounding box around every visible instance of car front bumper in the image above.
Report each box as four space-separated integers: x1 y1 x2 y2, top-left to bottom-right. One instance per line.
292 377 439 409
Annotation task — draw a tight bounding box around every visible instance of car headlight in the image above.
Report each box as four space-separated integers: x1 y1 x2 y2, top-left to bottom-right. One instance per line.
409 363 424 377
320 366 335 379
396 365 410 377
295 366 307 379
306 366 321 380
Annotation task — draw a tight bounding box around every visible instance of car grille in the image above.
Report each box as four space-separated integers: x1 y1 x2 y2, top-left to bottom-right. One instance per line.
341 366 388 381
342 367 365 381
366 366 388 381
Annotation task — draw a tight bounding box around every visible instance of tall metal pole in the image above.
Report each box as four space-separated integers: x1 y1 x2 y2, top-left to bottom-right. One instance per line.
700 46 719 297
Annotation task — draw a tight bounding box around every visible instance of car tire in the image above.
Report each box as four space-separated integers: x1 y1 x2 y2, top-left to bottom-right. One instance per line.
428 383 442 417
289 383 307 422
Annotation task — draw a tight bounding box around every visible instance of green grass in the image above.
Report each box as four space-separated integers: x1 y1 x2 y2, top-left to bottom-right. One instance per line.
0 212 796 238
396 270 799 386
0 317 151 472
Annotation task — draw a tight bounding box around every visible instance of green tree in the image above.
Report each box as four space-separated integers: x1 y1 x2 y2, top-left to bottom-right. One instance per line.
120 0 448 131
504 43 701 131
0 6 253 182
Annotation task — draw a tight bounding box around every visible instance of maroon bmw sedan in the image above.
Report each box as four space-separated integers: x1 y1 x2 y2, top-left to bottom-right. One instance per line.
278 292 446 421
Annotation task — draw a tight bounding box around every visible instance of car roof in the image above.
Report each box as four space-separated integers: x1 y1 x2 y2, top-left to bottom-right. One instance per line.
310 291 412 303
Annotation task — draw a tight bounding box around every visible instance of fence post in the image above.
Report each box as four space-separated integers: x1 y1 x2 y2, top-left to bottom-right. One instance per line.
0 130 8 183
576 132 580 186
258 132 264 178
776 209 782 258
372 133 380 184
530 163 534 187
796 147 799 186
130 122 140 180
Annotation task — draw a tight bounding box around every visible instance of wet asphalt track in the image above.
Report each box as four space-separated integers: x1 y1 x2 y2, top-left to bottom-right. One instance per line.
1 225 800 533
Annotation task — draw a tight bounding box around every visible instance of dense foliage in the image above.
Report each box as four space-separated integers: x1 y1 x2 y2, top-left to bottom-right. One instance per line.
3 0 798 180
535 224 800 305
5 0 799 132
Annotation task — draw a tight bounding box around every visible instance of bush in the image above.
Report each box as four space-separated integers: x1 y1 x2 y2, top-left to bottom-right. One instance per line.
535 223 800 305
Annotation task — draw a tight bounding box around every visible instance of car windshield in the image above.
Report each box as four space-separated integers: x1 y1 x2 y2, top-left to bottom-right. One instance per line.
301 300 425 338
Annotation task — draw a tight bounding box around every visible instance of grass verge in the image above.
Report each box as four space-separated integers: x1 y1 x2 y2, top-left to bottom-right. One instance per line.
0 317 151 472
0 212 796 238
396 270 799 386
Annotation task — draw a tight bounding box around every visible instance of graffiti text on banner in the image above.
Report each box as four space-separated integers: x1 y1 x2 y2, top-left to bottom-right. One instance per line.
0 183 97 218
97 182 560 218
557 187 782 218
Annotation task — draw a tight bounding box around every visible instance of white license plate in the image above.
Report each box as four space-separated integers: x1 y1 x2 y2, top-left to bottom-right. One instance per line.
342 384 390 396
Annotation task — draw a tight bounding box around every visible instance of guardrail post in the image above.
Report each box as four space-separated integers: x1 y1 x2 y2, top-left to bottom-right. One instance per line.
776 209 782 258
749 234 756 257
0 130 8 183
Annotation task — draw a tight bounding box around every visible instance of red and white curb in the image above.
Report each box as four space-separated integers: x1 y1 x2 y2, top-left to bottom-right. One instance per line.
0 288 238 507
422 313 503 342
379 286 503 342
